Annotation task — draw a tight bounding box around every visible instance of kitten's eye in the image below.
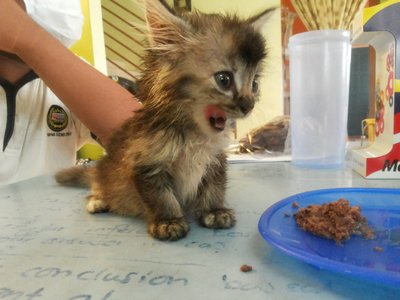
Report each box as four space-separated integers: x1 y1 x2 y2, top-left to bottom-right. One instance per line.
214 71 233 91
252 76 259 93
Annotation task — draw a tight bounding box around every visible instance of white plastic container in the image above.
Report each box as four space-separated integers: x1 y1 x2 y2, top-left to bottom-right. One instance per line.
289 30 352 168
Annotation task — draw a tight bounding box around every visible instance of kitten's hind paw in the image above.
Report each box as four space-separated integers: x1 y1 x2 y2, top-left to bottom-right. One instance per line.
200 209 236 229
86 195 109 213
148 218 189 241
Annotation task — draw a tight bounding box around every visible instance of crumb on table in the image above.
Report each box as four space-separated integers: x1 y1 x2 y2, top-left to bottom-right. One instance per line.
240 264 253 272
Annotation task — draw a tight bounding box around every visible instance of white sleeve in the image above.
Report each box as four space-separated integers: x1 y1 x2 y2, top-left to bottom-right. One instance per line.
70 114 96 149
23 0 84 48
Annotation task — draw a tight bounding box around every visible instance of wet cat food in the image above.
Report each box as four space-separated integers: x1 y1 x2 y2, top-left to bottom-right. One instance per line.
294 198 375 244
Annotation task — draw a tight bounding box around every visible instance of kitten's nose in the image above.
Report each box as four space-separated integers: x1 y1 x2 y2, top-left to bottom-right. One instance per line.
238 97 254 115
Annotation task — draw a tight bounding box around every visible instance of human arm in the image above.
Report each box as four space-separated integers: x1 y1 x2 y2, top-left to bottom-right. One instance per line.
0 0 141 144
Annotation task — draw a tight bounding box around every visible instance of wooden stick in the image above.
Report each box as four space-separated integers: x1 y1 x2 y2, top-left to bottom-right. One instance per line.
290 0 367 30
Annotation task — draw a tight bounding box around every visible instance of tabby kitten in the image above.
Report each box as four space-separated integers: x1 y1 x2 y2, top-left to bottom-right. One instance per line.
56 0 274 241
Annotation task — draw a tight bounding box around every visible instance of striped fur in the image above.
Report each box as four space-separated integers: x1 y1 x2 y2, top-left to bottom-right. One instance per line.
55 0 274 241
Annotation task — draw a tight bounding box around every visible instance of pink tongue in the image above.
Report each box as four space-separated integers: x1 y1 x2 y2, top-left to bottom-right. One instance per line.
204 105 227 131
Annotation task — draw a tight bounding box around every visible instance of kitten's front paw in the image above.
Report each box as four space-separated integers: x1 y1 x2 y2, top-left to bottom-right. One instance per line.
200 208 236 229
148 218 189 241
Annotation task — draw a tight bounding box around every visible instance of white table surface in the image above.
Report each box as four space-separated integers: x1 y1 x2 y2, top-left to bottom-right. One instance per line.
0 162 399 300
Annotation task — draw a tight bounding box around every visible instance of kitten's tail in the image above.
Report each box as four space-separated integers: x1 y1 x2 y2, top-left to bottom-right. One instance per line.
55 165 93 188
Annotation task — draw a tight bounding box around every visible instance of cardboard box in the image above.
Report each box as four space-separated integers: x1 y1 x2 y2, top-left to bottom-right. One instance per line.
352 0 400 179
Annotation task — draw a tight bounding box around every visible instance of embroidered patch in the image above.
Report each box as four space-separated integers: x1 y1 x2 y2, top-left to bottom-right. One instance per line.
47 105 68 132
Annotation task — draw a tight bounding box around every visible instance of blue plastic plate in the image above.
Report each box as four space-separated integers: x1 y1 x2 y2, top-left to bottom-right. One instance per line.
258 188 400 286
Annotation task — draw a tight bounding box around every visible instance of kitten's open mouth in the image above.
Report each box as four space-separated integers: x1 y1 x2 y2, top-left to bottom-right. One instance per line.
204 105 227 131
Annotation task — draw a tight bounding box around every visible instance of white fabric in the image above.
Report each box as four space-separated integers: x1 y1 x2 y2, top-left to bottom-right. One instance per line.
0 79 92 185
24 0 84 48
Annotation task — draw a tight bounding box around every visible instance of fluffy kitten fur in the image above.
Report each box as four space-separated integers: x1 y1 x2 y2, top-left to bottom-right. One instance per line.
56 0 274 241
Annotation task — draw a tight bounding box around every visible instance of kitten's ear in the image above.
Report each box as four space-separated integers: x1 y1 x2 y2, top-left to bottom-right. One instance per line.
248 7 277 31
144 0 189 47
